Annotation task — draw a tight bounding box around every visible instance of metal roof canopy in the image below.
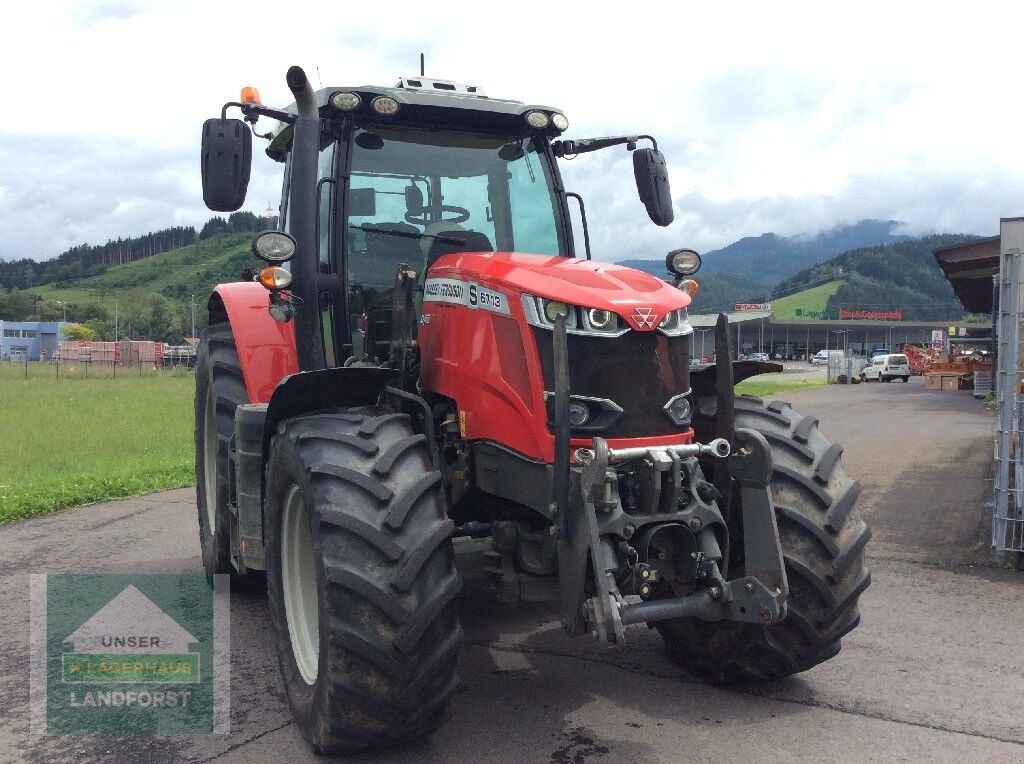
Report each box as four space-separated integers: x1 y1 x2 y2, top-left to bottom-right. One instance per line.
688 311 771 328
687 312 983 331
934 234 1001 313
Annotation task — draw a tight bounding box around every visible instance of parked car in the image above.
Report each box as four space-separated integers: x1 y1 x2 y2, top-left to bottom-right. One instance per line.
860 353 910 383
810 349 845 366
748 352 770 362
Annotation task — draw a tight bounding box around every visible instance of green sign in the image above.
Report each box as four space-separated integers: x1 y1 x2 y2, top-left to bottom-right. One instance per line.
31 573 228 734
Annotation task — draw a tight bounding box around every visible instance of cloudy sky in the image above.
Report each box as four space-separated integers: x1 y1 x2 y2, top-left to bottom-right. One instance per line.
2 1 1022 263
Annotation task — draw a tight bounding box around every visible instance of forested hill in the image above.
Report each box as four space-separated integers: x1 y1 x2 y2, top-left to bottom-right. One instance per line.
698 219 910 283
769 234 980 321
0 212 271 291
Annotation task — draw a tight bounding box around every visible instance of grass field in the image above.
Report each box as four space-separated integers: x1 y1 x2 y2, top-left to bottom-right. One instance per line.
734 376 828 397
0 362 195 523
0 358 826 523
770 280 843 320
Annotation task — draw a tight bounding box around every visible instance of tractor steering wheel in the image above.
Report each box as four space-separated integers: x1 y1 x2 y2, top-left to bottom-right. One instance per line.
404 205 471 226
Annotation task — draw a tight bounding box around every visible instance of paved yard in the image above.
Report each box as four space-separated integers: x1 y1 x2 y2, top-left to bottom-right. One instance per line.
2 378 1021 763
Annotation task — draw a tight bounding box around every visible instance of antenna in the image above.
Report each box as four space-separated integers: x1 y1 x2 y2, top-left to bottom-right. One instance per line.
420 52 425 77
316 66 323 89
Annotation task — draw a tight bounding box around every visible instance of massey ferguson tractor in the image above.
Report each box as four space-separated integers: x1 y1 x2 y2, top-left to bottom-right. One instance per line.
197 66 870 753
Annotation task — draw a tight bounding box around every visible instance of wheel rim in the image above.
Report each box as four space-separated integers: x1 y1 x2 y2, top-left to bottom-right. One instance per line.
203 385 218 534
281 484 319 685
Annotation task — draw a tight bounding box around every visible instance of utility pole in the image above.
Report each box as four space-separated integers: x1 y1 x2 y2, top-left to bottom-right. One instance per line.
190 294 196 339
114 299 118 344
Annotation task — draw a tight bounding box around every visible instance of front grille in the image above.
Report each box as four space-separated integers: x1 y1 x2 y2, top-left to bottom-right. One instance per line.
533 328 691 438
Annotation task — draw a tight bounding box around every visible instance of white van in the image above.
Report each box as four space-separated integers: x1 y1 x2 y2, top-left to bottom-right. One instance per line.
860 353 910 383
810 349 844 366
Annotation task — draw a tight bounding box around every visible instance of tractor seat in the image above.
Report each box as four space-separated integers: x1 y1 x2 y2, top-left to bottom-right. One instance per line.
361 222 424 285
425 230 494 271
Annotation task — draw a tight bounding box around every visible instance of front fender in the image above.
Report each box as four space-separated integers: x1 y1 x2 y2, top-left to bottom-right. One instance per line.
210 282 298 403
690 360 783 401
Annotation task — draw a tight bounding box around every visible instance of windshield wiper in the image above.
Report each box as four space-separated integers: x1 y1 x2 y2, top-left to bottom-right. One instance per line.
348 225 465 245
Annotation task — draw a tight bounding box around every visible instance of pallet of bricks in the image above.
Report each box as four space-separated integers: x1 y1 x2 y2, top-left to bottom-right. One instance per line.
119 341 165 366
58 341 119 363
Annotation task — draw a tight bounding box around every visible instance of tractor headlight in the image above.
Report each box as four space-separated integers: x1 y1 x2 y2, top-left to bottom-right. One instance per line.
330 91 362 111
525 111 550 129
666 248 702 276
663 393 693 426
371 96 400 116
544 300 570 322
252 231 296 263
551 113 569 131
657 308 691 337
568 401 590 427
586 308 615 331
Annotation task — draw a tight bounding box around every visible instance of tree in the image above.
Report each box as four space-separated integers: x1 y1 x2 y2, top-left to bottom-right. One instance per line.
64 323 97 341
199 217 230 240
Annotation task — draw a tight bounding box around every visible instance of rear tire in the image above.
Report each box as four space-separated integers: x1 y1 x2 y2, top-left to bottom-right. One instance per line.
658 396 871 683
195 322 251 579
265 407 463 754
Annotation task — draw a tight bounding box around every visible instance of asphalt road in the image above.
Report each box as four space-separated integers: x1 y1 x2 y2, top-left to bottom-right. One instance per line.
3 378 1022 763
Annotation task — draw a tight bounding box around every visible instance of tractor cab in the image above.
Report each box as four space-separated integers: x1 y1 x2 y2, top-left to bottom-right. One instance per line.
202 69 673 370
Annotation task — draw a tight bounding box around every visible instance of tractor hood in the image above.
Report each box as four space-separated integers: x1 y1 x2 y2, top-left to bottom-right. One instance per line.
428 252 691 332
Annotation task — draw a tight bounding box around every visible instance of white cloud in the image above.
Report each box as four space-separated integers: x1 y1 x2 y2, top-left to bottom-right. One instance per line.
2 0 1023 260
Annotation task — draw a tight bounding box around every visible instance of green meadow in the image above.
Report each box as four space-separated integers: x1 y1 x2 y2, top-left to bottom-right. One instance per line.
0 363 195 523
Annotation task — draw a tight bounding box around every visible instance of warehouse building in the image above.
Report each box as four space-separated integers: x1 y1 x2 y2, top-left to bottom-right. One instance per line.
0 321 67 361
688 311 984 361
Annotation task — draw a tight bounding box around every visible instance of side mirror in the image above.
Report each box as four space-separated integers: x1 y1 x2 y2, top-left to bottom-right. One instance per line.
201 118 252 212
633 148 673 227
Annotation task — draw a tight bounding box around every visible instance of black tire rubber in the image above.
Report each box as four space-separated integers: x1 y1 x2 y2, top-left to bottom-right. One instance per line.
265 407 463 754
902 376 910 383
195 322 250 577
658 395 871 684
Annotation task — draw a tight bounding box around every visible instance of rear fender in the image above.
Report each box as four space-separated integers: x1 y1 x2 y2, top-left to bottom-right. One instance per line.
209 282 298 403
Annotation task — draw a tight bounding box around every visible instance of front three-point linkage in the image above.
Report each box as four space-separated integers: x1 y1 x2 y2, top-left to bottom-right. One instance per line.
578 430 790 645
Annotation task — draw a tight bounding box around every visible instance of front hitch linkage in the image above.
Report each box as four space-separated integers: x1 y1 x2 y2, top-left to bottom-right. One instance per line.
578 429 789 645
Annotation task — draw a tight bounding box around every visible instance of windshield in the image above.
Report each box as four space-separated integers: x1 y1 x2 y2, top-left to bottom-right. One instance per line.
345 126 566 293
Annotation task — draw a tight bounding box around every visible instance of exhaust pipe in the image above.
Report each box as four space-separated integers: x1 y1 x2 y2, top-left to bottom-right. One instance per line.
285 66 326 371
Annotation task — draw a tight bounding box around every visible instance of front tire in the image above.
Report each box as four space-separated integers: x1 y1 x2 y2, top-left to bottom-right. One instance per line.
265 407 463 754
195 322 249 577
658 396 871 683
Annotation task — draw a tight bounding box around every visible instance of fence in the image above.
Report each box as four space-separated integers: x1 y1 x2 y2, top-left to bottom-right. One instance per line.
994 220 1024 556
3 340 196 380
826 354 866 384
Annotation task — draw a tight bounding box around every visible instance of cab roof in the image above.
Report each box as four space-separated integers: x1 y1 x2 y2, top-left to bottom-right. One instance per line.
265 81 565 161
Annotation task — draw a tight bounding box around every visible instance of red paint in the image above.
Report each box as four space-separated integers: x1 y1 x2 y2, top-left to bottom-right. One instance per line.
213 282 298 403
419 253 694 463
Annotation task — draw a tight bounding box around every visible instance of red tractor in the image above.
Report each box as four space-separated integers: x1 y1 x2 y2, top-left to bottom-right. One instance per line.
197 66 870 753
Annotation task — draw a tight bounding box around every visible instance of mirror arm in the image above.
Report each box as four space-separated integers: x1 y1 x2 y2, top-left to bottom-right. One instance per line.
552 134 657 158
220 101 297 125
